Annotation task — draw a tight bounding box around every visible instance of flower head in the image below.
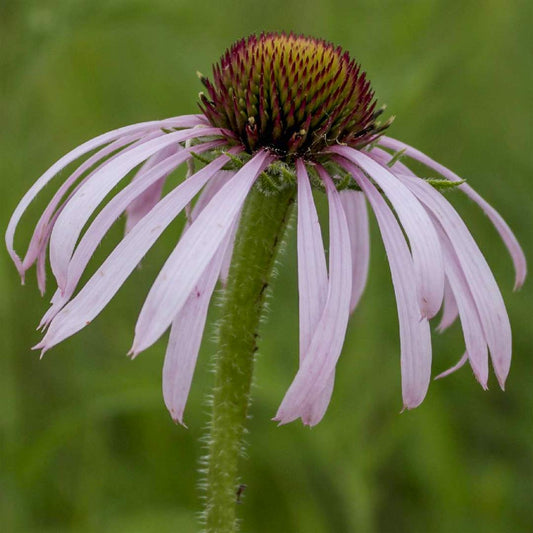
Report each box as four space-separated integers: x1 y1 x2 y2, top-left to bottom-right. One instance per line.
7 32 525 426
199 32 388 156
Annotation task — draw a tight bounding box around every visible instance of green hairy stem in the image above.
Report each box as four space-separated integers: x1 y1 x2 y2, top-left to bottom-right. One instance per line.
203 183 295 532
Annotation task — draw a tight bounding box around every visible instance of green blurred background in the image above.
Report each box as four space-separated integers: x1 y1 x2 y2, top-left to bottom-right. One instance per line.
1 0 532 531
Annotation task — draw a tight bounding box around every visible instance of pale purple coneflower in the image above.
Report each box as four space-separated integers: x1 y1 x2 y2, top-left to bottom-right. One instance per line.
6 32 526 427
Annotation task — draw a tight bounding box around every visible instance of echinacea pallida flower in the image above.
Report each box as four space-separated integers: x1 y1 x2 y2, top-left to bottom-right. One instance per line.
7 32 526 427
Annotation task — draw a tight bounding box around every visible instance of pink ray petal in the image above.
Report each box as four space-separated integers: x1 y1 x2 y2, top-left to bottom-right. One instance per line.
379 136 527 290
331 145 444 319
124 143 181 234
190 171 234 222
219 220 238 287
340 190 370 313
437 279 459 333
22 132 150 274
186 170 236 285
49 127 225 290
350 165 432 409
34 152 235 352
163 227 233 425
294 160 332 425
434 353 468 381
6 115 207 277
369 148 460 335
43 140 224 324
36 247 47 296
275 168 352 425
26 132 165 295
436 225 489 387
130 150 274 355
296 160 328 363
393 168 512 389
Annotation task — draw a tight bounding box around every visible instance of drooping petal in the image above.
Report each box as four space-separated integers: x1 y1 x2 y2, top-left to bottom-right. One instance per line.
295 160 328 363
219 222 238 287
436 224 489 387
49 126 225 290
163 227 233 425
126 179 167 234
331 145 444 319
130 150 274 355
435 353 468 381
28 132 166 295
378 136 527 290
186 170 237 285
44 140 225 325
190 171 234 224
124 143 181 234
6 115 207 276
294 160 331 425
393 168 512 389
340 190 370 313
352 167 432 409
437 279 459 332
275 168 352 425
36 247 47 295
369 149 460 334
35 152 235 352
22 132 153 276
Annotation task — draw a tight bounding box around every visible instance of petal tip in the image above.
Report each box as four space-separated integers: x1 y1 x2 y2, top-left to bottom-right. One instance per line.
513 277 526 292
271 415 288 427
494 364 509 391
169 411 188 428
32 342 48 359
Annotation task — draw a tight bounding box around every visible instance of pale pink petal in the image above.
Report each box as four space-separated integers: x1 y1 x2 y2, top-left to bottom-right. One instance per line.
190 171 234 224
24 132 164 295
340 190 370 313
187 171 236 285
39 288 62 330
163 228 233 425
394 169 512 389
130 150 274 355
437 224 489 387
34 152 235 352
49 127 224 289
275 168 352 425
369 149 458 332
298 377 334 426
437 279 459 332
22 132 149 274
330 145 444 319
351 168 432 409
44 140 224 323
295 160 328 363
294 160 331 425
434 353 468 381
379 136 527 290
219 222 237 287
6 115 207 277
126 179 168 234
124 143 181 234
36 247 47 296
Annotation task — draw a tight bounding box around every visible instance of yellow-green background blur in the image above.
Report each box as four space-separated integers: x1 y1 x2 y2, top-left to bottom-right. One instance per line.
1 1 532 531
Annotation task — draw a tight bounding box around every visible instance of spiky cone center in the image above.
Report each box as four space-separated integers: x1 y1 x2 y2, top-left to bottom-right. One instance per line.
199 32 391 159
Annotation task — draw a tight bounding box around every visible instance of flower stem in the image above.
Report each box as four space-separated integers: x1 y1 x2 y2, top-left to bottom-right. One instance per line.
203 183 295 532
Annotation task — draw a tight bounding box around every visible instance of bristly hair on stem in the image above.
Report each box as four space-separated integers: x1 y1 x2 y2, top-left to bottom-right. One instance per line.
200 182 295 532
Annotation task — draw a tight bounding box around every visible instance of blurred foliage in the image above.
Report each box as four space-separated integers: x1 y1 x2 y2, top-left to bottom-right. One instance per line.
1 0 532 531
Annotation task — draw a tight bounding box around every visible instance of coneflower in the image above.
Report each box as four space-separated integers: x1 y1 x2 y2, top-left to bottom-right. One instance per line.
6 32 526 532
